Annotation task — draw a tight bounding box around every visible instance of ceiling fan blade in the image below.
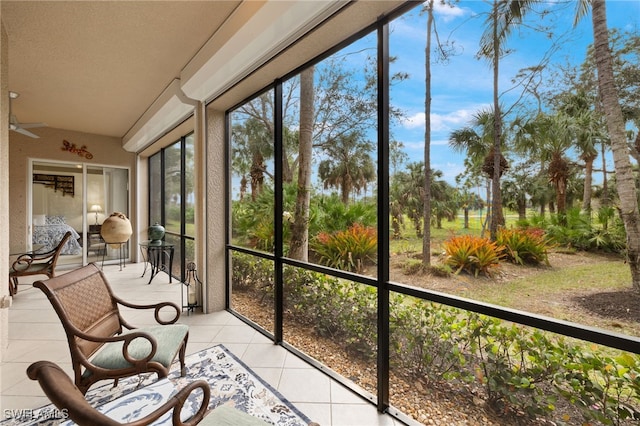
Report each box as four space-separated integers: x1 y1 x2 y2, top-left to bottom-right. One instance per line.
19 122 47 129
11 126 40 138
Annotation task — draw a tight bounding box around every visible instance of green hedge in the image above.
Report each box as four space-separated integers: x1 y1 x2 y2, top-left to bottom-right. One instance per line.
231 252 640 424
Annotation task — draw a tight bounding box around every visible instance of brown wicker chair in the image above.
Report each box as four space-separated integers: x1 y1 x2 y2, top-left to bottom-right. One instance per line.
33 263 189 394
27 360 210 426
9 230 73 296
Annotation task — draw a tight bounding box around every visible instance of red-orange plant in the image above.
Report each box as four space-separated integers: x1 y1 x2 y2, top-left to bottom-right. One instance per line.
312 223 377 272
443 235 504 277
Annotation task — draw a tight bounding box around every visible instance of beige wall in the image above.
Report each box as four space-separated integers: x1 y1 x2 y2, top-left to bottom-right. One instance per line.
9 127 136 253
205 108 226 313
1 19 10 357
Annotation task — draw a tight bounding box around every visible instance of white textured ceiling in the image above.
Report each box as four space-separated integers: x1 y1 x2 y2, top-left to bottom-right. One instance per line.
2 0 403 147
2 0 240 138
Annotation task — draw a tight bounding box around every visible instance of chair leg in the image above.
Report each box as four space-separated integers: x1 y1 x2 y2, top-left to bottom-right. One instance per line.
10 277 18 296
179 336 188 376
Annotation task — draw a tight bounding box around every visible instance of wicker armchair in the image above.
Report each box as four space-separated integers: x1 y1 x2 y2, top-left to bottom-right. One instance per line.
33 263 189 394
27 360 210 426
9 231 73 296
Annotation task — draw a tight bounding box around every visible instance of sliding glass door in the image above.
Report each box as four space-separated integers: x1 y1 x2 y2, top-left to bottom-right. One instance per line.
31 160 129 267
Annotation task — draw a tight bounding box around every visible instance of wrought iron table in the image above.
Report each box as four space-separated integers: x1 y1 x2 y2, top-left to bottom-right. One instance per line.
139 240 174 284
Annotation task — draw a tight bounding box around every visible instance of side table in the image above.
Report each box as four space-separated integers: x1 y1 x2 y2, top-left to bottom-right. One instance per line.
139 240 175 284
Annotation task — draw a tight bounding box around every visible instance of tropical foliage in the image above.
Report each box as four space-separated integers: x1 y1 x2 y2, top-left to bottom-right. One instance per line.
496 227 550 265
233 252 640 425
443 234 505 277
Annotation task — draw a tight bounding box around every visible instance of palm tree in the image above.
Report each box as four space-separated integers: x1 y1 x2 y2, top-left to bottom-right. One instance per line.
556 91 603 213
502 162 535 221
397 162 427 238
318 132 375 205
231 116 274 201
514 112 573 225
449 108 509 230
478 0 539 239
577 0 640 290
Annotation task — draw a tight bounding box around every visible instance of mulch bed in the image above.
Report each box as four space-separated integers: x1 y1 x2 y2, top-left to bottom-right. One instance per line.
573 289 640 322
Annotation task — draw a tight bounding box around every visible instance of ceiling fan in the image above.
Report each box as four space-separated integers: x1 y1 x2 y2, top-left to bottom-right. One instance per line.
9 91 47 138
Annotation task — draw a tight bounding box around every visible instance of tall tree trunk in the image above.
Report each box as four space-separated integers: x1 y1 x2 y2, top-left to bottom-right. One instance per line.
250 153 265 201
518 196 527 221
600 140 610 205
556 178 567 225
592 0 640 290
490 2 505 240
582 154 595 213
422 2 434 267
289 67 315 261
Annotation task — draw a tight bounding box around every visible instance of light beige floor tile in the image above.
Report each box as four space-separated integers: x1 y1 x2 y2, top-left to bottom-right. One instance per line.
249 367 283 389
278 368 331 404
331 403 398 426
241 343 287 369
293 402 332 426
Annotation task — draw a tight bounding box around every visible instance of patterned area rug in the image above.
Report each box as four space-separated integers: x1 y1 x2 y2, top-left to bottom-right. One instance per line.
4 345 311 426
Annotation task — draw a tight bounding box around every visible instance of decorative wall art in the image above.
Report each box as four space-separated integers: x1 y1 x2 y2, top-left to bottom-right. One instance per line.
61 139 94 159
33 174 75 196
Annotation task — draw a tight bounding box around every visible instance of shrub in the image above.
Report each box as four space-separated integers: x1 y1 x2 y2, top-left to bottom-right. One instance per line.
311 223 377 272
402 258 423 275
427 263 452 278
535 207 626 254
231 251 273 297
443 235 504 277
310 195 377 235
469 315 563 418
232 252 640 425
557 345 640 425
390 296 475 384
496 228 550 266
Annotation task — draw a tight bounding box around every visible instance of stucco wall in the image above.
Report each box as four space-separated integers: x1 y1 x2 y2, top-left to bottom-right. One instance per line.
9 127 136 253
206 108 226 313
1 18 11 358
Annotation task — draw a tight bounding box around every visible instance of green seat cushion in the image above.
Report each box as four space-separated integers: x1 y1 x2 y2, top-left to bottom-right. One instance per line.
200 405 271 426
83 324 188 378
9 262 50 275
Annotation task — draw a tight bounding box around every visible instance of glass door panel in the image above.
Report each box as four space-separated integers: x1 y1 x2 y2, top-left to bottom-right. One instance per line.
32 161 84 267
97 167 130 265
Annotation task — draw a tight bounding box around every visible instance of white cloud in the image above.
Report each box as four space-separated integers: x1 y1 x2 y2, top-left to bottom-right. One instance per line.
433 1 467 22
402 112 426 129
400 104 490 133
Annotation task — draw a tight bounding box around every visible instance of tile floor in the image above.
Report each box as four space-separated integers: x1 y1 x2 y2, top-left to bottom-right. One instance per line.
1 261 402 426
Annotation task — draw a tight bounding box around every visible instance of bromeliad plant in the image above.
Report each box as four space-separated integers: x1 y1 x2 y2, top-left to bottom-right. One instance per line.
496 227 551 266
443 234 504 277
311 223 377 272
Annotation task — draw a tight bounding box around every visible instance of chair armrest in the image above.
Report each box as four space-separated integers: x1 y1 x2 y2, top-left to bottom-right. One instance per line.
11 254 35 271
114 297 181 325
64 322 159 365
28 361 210 426
11 248 59 271
128 380 211 426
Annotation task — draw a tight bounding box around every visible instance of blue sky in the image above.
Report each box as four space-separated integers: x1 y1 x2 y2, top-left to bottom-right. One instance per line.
385 0 639 185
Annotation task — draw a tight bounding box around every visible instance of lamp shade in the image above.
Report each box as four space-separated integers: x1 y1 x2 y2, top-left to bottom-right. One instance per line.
90 204 103 213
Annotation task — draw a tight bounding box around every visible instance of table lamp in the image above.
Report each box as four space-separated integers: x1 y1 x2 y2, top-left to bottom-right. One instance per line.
90 204 103 225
